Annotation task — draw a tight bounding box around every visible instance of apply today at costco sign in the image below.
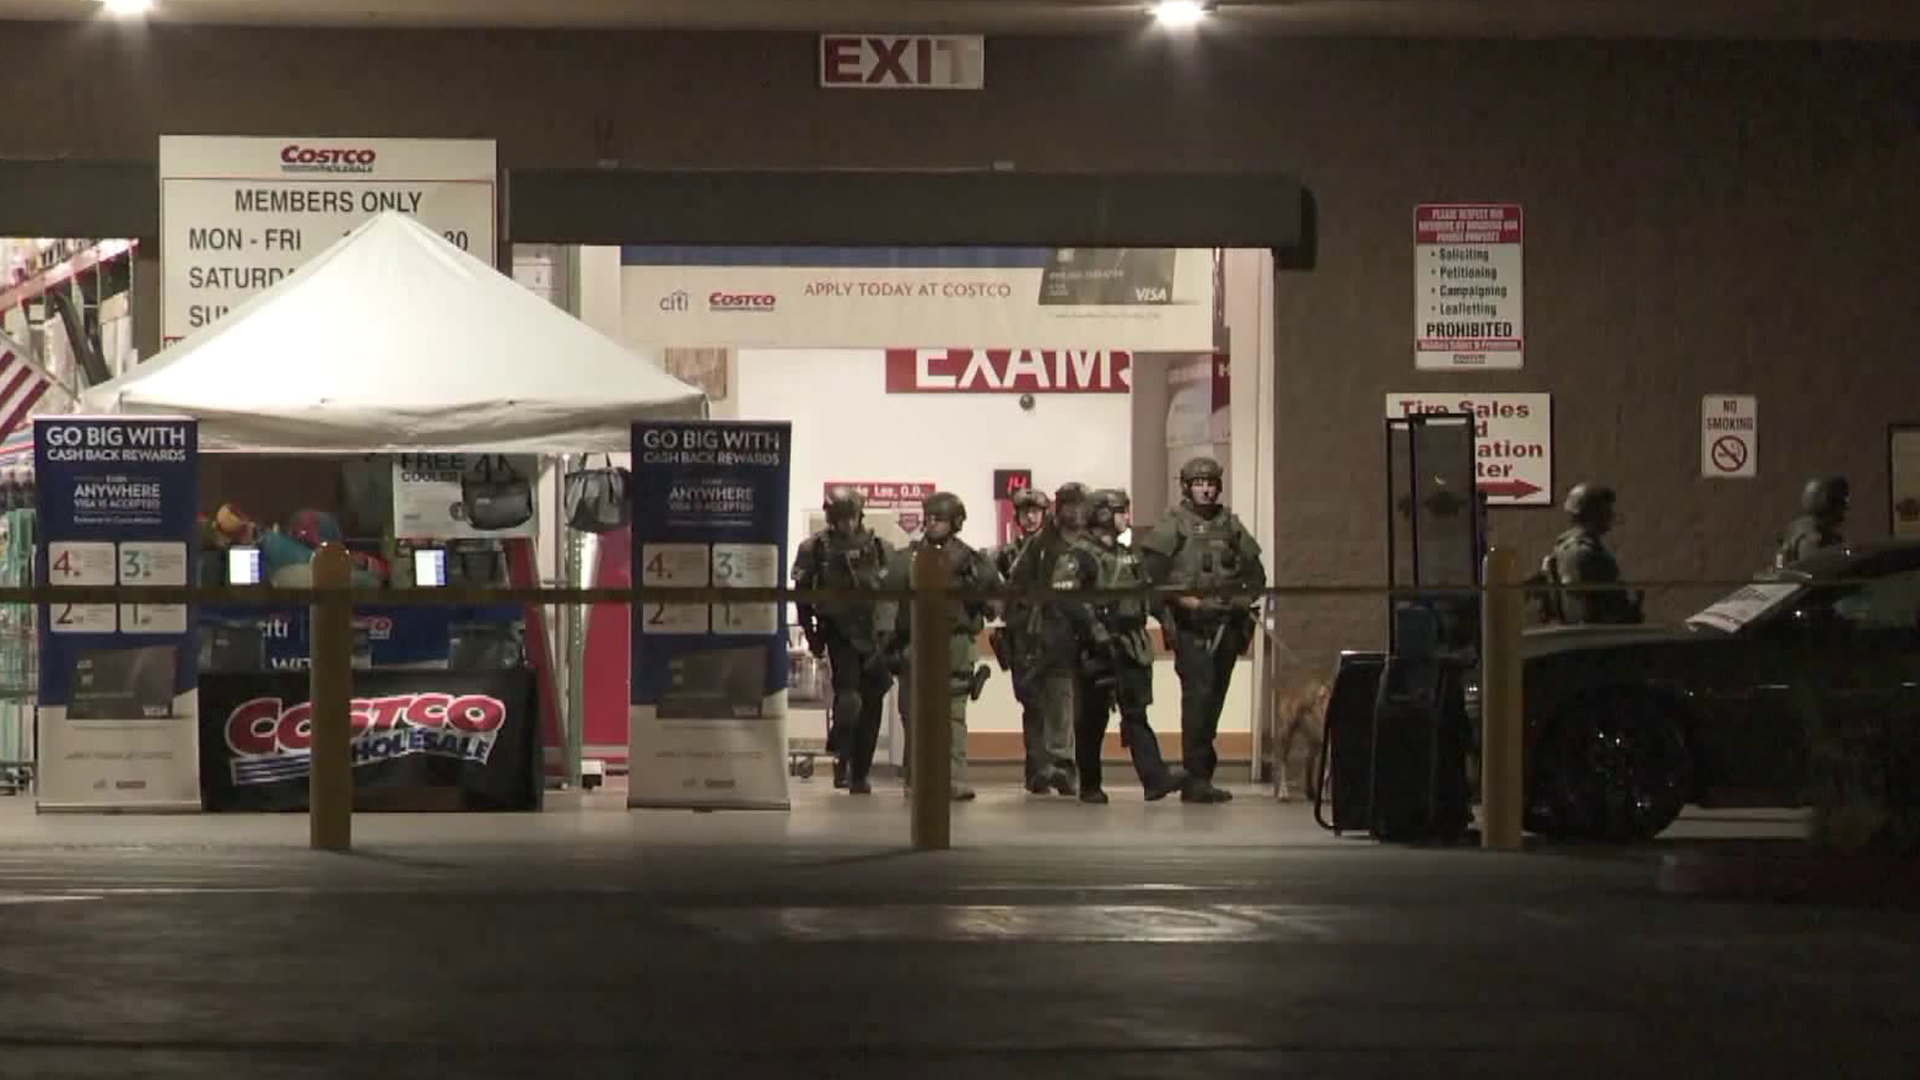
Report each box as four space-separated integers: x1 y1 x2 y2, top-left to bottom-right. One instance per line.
158 136 496 345
1387 392 1554 506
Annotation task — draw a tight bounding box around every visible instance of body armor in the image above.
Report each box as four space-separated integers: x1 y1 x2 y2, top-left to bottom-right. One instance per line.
793 527 892 650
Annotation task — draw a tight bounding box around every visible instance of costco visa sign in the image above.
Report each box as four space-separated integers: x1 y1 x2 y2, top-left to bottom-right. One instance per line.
886 348 1132 393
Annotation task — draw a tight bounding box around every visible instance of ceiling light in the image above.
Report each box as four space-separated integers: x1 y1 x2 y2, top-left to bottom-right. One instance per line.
1152 1 1214 29
101 0 154 16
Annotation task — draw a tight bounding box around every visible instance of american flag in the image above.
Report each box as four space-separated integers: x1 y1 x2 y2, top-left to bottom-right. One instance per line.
0 326 72 444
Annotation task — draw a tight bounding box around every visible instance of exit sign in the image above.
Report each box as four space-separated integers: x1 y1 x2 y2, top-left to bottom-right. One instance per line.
819 34 985 90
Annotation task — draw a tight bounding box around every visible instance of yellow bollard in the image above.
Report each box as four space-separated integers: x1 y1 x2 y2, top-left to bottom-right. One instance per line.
908 546 953 850
308 542 354 852
1479 547 1525 851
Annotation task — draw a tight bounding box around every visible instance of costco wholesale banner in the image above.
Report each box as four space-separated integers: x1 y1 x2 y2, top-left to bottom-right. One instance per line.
622 247 1214 351
199 670 540 812
629 420 793 810
34 416 201 811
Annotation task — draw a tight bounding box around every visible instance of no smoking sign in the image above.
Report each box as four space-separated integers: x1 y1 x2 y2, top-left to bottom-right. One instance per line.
1702 395 1757 479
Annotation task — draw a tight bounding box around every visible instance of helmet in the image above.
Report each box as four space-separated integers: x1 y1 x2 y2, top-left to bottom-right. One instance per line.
922 491 967 531
823 485 865 522
1179 457 1224 486
1562 482 1616 520
1053 482 1090 509
1089 488 1131 530
1011 487 1051 513
1801 476 1850 517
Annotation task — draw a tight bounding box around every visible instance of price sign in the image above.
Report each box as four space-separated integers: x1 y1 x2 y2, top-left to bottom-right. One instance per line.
120 604 189 635
118 541 190 586
48 543 118 587
640 603 710 636
641 543 712 587
49 603 118 635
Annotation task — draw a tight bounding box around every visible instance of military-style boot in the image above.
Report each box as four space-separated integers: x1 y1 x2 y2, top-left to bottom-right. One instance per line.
1181 778 1233 804
1144 769 1185 802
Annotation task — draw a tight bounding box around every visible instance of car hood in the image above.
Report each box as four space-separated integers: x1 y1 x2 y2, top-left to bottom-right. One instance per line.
1519 623 1705 660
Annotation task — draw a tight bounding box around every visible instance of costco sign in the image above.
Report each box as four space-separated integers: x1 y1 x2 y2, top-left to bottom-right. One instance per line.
819 35 985 89
886 349 1132 393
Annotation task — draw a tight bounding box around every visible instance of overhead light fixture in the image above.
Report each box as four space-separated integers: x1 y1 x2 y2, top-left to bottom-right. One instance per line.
101 0 154 16
1152 1 1215 29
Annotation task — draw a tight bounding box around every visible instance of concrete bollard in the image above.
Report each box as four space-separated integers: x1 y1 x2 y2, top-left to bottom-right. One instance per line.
1479 547 1525 851
909 546 953 851
308 543 354 852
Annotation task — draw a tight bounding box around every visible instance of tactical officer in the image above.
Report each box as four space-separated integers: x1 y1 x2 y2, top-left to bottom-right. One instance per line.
991 486 1054 791
1777 476 1849 567
1076 489 1184 804
1136 456 1264 804
1548 482 1642 625
889 492 999 801
1005 483 1106 796
791 486 896 794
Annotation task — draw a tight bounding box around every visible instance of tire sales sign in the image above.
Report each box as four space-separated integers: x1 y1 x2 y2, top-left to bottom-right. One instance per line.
159 136 496 346
1386 392 1553 506
1416 203 1523 370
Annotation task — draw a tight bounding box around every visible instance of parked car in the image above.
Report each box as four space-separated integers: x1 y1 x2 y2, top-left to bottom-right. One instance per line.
1508 540 1920 841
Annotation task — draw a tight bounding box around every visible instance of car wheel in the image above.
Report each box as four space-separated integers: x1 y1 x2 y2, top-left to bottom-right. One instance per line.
1527 690 1694 843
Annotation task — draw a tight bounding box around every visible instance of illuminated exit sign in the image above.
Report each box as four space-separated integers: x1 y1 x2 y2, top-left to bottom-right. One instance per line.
819 34 985 90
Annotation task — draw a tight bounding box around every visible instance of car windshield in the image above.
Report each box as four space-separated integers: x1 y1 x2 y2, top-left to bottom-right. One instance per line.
1685 581 1804 634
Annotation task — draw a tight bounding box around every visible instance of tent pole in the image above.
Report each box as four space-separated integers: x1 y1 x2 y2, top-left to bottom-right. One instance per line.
563 455 587 789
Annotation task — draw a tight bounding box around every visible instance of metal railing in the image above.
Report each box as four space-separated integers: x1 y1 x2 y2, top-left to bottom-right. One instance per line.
0 545 1869 852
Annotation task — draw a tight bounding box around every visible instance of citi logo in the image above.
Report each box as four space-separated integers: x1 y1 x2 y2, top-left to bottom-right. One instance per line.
1132 286 1170 302
660 290 690 313
709 291 776 313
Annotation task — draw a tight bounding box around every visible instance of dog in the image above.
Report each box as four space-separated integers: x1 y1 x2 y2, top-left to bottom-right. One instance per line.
1268 678 1329 803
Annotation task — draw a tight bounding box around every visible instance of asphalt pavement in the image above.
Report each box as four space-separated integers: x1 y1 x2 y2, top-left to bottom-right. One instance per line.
0 783 1912 1079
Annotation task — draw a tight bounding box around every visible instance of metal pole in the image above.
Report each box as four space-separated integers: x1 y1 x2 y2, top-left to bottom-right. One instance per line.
564 499 587 788
908 546 952 850
308 543 354 851
1479 547 1524 851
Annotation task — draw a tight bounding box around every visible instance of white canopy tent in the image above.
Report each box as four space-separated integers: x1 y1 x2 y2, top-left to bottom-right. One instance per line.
81 212 705 452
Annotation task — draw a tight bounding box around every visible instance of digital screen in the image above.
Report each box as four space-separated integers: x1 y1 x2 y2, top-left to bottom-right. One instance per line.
227 546 262 586
413 548 448 588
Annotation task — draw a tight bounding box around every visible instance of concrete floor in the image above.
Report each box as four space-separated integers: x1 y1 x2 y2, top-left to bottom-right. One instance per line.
0 782 1908 1079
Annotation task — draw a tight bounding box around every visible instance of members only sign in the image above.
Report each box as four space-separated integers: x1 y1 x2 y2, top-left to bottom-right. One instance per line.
1387 393 1553 506
1416 204 1524 370
160 136 496 345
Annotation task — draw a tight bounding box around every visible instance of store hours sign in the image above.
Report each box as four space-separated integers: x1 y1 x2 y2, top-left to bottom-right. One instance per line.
159 136 497 345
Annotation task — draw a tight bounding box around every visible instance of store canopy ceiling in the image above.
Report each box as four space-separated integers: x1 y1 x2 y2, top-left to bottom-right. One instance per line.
81 213 706 454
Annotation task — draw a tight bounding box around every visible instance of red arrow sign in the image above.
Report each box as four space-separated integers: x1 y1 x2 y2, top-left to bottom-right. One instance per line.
1479 479 1542 499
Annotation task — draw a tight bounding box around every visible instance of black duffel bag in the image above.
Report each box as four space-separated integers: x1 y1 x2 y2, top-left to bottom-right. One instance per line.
459 455 534 532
